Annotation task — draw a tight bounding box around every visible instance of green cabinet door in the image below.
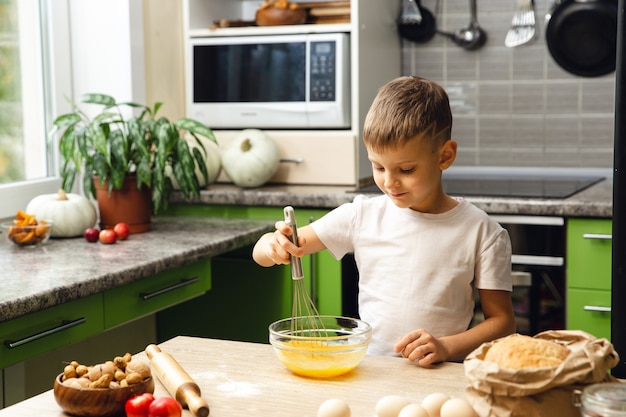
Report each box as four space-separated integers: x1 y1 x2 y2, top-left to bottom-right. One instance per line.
157 205 345 343
567 218 612 290
164 205 344 316
0 294 104 368
567 288 611 340
157 245 291 343
566 218 612 339
104 259 211 329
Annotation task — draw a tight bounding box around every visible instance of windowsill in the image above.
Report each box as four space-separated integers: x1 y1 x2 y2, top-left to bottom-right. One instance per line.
0 177 62 218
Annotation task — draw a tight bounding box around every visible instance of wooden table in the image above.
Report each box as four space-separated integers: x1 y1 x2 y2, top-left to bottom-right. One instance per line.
0 336 470 417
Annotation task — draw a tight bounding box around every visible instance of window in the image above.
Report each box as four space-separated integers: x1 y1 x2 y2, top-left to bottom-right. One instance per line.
0 1 69 219
0 1 148 219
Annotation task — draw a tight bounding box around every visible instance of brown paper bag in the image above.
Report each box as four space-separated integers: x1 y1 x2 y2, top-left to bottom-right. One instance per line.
463 330 620 417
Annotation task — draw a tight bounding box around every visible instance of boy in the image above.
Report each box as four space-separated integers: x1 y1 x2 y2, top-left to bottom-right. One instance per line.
253 76 516 366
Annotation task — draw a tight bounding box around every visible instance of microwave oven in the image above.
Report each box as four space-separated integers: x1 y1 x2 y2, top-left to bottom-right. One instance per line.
187 32 350 129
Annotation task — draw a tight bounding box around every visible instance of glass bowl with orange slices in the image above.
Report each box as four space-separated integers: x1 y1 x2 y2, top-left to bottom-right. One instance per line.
2 210 53 248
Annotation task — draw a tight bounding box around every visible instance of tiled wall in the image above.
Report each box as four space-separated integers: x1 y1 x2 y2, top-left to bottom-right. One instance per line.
401 0 616 168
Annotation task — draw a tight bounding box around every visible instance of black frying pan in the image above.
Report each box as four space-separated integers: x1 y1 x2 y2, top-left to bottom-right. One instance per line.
546 0 618 77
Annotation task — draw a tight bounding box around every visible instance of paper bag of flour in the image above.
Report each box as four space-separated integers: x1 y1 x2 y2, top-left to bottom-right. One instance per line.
464 330 620 417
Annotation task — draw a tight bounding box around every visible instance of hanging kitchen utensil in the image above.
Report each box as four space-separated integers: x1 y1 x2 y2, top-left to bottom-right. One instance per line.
438 0 487 50
505 0 536 47
545 0 618 77
397 0 437 43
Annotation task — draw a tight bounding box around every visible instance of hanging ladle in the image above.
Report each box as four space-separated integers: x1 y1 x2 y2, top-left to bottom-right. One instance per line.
438 0 487 50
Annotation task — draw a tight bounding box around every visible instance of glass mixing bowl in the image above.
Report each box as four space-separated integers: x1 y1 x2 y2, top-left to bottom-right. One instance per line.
269 315 372 378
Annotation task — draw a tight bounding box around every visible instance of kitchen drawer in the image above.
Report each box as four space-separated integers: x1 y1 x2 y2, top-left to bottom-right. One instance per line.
566 218 612 290
0 294 104 368
104 259 211 328
567 288 611 340
213 130 357 186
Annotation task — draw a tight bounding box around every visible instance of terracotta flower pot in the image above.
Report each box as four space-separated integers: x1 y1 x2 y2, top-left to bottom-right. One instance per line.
94 175 152 234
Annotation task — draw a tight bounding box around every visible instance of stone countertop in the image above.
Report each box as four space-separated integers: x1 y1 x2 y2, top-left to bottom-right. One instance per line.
0 216 274 323
171 175 614 218
0 176 613 324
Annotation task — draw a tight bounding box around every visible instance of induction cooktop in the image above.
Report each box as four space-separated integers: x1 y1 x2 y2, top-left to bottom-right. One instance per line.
353 175 605 199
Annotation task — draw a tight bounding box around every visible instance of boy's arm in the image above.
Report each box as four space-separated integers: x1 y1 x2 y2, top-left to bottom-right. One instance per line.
441 289 516 362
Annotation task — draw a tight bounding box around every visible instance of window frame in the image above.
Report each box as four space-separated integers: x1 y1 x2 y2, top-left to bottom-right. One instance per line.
0 0 72 219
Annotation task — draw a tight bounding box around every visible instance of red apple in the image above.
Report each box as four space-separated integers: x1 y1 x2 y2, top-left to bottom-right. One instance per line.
113 222 130 240
99 229 117 244
84 227 100 243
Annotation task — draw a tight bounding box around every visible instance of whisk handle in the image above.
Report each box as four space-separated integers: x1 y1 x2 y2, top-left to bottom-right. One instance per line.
284 206 304 280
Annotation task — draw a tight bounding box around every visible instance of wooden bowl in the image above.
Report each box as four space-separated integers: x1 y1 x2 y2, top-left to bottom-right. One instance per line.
53 373 155 417
255 7 307 26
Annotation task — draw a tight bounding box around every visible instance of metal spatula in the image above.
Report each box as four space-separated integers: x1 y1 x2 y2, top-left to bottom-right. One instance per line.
504 0 536 48
399 0 423 24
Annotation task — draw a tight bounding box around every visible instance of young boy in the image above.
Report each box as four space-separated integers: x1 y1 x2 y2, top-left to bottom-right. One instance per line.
253 76 516 366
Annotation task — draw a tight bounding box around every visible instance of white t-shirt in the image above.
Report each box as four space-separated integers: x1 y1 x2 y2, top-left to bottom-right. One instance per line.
310 195 512 356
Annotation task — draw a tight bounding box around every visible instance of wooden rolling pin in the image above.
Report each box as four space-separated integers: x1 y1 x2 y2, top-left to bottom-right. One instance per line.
145 344 210 417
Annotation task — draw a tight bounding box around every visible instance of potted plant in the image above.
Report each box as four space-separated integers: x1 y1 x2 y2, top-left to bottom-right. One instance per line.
50 93 218 232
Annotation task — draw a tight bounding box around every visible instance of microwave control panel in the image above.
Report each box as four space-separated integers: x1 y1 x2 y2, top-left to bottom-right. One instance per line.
309 41 336 102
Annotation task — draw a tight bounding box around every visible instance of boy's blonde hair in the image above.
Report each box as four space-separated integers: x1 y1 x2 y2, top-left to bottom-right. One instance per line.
363 76 453 152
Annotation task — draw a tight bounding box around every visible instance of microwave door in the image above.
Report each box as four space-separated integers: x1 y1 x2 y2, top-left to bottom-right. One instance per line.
194 41 307 103
193 41 309 128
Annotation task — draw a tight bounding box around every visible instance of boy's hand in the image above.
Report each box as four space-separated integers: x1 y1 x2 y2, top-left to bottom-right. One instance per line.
258 221 305 266
394 329 449 366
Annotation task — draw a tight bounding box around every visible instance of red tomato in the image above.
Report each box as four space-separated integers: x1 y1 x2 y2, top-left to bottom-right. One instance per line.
113 222 130 240
98 229 117 244
84 227 100 242
125 392 155 417
148 397 182 417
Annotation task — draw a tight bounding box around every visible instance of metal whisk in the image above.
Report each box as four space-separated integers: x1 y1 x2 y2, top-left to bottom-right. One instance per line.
283 206 326 336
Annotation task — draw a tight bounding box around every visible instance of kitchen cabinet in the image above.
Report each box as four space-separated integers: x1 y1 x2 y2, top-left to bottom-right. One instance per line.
104 259 211 328
1 316 156 408
157 204 343 343
0 258 212 370
1 259 211 407
566 218 612 340
0 294 104 370
174 0 401 186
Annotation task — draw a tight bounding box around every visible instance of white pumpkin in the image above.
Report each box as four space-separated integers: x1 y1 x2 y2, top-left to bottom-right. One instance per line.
25 189 97 238
222 129 280 188
168 135 222 189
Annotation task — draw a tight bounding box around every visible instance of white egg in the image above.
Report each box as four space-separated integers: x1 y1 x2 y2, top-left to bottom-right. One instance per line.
398 403 430 417
440 398 478 417
375 395 412 417
317 398 351 417
420 392 451 417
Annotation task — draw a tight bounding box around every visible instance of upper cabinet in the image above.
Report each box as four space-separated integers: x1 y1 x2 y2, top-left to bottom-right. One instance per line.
176 0 401 186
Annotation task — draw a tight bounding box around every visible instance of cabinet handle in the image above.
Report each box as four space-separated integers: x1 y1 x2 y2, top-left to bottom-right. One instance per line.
280 158 304 164
582 233 612 240
4 317 87 349
140 277 200 300
583 305 612 313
